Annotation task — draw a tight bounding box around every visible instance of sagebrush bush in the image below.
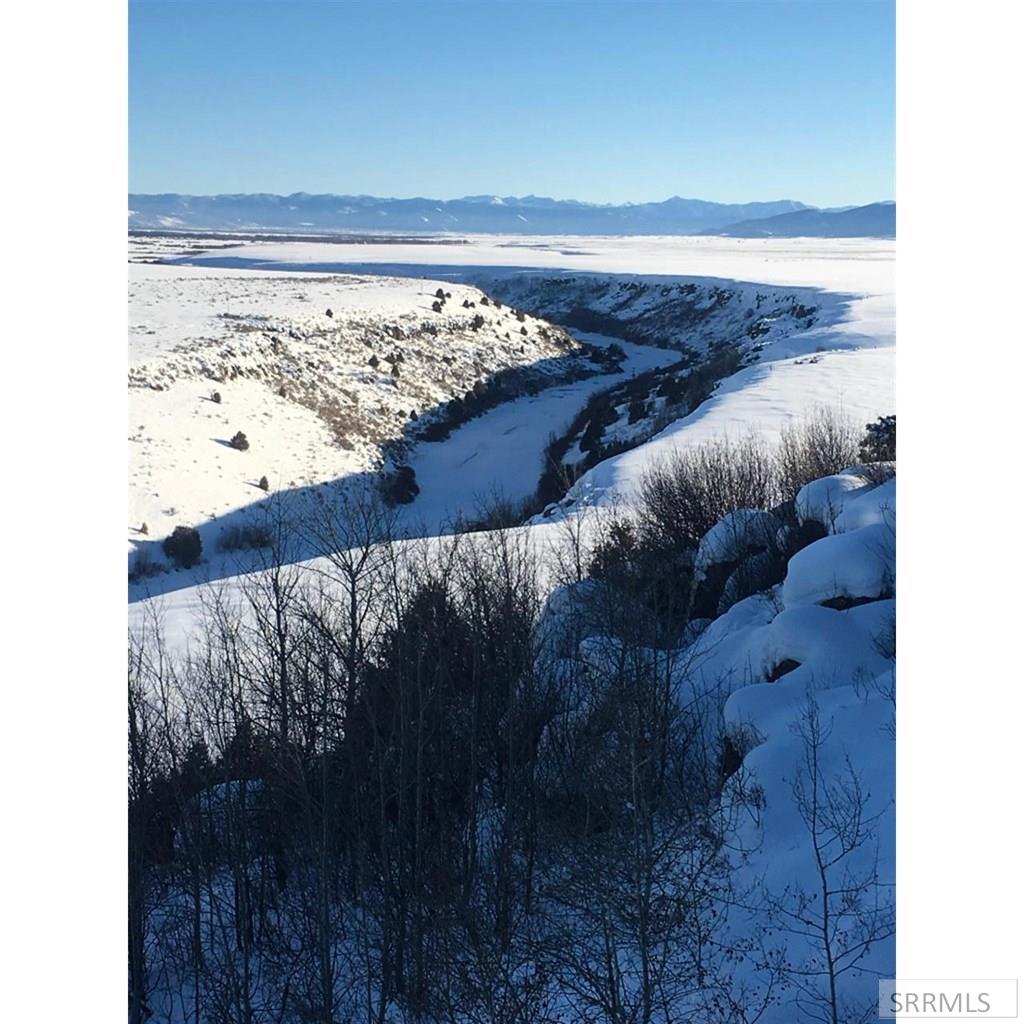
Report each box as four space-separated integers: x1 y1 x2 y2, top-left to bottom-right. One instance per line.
162 525 202 568
776 406 859 500
637 433 779 548
128 547 164 583
627 399 648 425
218 523 272 552
229 431 250 452
258 475 269 492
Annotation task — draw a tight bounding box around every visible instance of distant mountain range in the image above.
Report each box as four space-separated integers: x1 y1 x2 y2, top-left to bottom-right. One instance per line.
704 202 895 238
127 193 894 237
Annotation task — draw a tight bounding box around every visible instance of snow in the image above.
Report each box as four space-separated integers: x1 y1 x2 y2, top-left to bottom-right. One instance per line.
165 233 893 298
148 233 892 526
556 348 894 514
665 499 895 1020
695 508 780 575
782 520 895 608
130 232 893 605
404 332 675 530
795 469 895 533
128 261 587 556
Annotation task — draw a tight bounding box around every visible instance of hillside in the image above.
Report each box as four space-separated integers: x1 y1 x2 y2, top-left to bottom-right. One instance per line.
129 262 594 569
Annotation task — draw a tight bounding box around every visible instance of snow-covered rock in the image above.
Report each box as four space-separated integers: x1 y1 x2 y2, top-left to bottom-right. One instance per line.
695 509 780 576
782 520 895 608
795 468 895 534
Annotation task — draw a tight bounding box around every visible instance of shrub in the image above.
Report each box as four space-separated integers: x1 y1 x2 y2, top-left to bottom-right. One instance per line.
258 475 269 492
860 414 896 462
637 433 779 549
325 308 334 318
431 300 443 313
162 525 202 568
391 363 401 378
229 431 250 451
627 399 648 425
211 391 222 404
776 406 859 500
520 326 528 336
380 465 420 506
128 547 165 583
578 399 619 454
368 354 380 368
140 522 149 536
471 313 485 330
434 288 446 300
218 523 272 552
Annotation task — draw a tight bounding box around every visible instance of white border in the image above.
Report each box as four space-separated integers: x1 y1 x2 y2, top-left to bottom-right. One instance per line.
5 0 1024 1015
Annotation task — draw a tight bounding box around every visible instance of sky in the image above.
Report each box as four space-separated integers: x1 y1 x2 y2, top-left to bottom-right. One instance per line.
129 0 894 208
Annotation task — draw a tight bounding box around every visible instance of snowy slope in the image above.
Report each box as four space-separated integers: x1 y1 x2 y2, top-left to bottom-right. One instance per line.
129 234 892 593
129 263 587 558
404 332 676 531
552 346 894 515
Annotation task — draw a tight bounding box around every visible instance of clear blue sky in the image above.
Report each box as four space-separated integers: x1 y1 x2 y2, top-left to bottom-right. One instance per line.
129 0 894 207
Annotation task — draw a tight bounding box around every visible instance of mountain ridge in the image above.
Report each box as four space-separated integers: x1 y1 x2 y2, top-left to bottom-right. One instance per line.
706 201 895 238
129 192 823 236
